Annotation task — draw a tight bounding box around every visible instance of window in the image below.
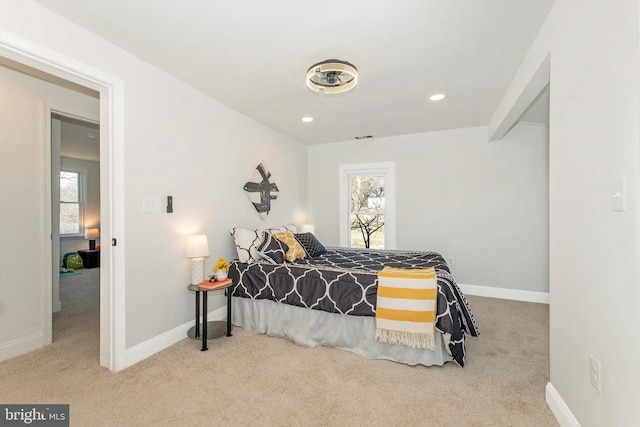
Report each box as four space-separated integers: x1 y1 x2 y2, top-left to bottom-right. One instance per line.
349 174 385 248
60 170 83 235
339 162 396 249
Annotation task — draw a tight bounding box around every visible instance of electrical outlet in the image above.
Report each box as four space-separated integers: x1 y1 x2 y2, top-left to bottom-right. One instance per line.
142 197 162 212
589 354 602 393
447 256 455 266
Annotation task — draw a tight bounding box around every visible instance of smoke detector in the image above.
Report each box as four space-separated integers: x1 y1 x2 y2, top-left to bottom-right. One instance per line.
306 59 358 94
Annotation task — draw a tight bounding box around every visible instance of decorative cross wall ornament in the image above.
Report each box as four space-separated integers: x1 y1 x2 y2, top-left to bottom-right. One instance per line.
243 162 279 219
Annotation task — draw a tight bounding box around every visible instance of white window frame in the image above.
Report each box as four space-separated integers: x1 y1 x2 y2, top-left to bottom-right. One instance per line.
59 168 86 238
339 162 396 249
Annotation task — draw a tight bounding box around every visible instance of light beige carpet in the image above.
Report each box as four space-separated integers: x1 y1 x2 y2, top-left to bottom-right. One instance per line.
0 269 558 426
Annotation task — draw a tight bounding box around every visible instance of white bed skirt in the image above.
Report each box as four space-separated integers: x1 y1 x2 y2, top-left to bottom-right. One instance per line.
232 297 452 366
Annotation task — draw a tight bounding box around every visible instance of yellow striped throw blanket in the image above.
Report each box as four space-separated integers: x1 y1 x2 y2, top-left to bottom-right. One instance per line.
375 266 438 350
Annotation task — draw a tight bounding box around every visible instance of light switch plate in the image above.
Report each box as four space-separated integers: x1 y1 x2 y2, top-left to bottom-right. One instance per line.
589 354 602 393
142 197 162 212
612 176 627 212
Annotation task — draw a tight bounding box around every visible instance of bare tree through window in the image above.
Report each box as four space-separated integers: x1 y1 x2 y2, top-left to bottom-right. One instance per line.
349 174 385 248
60 171 81 235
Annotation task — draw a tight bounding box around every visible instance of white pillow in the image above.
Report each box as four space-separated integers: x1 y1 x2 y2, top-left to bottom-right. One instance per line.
230 228 265 263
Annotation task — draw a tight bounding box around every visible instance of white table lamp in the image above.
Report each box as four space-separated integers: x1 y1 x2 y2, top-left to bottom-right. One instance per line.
186 235 209 284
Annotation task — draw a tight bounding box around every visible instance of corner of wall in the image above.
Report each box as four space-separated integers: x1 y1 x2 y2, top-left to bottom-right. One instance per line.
546 383 582 427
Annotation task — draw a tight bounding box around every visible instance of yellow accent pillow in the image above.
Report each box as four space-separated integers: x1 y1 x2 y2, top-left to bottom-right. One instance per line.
272 232 307 262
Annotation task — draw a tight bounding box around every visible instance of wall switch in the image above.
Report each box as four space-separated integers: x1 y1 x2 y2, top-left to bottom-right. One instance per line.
589 354 602 393
142 197 162 212
447 256 455 266
612 176 627 212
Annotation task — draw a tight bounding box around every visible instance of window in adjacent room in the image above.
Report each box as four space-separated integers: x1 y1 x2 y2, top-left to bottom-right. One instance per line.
339 162 396 249
60 170 83 236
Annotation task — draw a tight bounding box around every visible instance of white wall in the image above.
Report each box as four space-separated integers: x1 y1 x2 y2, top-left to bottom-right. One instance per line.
59 156 101 259
0 1 308 359
0 65 99 360
494 1 640 426
308 123 549 293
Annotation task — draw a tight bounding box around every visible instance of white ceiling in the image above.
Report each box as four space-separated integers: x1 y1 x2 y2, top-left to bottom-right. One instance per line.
36 0 554 144
55 115 100 162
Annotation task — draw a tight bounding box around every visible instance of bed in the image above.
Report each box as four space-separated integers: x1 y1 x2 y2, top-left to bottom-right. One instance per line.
227 226 480 367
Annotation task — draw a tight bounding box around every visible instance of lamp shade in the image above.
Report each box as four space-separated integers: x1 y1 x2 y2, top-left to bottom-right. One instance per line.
185 235 209 259
85 228 100 239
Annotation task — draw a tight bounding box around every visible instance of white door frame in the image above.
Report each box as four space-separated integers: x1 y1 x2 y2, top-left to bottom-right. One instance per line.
0 31 126 371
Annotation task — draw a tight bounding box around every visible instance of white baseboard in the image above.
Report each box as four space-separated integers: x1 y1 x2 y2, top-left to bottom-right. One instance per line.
53 299 62 313
546 382 581 427
458 283 549 304
0 333 43 363
123 306 227 369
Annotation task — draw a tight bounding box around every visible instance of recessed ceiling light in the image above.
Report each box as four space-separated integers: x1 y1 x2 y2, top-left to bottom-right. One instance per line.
429 93 446 101
302 117 314 123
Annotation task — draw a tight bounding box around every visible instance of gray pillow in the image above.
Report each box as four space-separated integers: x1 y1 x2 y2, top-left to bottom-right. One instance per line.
229 224 298 263
256 232 289 264
294 232 327 257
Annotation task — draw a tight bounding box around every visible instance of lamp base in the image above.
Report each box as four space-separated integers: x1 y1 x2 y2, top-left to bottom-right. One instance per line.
89 240 96 250
191 258 205 285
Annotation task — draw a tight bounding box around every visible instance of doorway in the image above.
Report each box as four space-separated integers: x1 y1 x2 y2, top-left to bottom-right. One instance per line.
0 36 124 371
51 114 100 345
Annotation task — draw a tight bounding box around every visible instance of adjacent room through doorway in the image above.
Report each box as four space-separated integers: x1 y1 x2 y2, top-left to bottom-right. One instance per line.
52 114 101 350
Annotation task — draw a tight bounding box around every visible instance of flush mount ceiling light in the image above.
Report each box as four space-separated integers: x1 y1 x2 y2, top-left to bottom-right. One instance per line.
306 59 358 94
429 93 446 101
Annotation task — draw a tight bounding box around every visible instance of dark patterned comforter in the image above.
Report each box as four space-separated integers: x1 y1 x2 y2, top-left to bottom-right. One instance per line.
229 247 480 367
